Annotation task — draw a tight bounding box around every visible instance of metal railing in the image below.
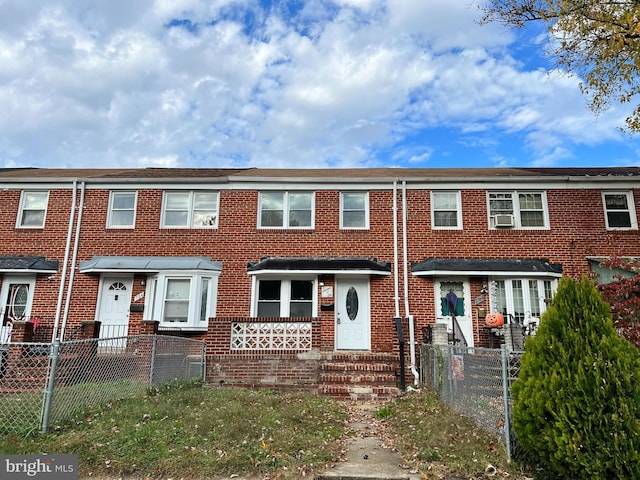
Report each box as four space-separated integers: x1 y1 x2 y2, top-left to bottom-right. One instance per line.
420 343 522 461
0 334 205 435
97 324 128 340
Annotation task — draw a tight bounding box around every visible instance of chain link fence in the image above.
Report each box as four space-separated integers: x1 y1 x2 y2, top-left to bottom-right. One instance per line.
0 335 205 435
420 344 522 460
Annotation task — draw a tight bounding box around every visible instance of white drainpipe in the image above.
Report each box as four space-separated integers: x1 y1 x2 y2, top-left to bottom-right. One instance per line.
393 181 400 319
52 180 77 342
402 181 420 385
60 181 85 340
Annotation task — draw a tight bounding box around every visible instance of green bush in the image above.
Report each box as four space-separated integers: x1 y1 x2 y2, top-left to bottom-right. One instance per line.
512 277 640 479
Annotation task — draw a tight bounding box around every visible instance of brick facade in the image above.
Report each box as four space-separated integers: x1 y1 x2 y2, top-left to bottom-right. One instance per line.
0 167 638 395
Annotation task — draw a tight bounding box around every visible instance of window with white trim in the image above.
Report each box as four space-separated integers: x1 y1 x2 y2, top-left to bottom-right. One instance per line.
340 192 369 229
488 191 547 229
145 272 218 330
602 191 637 230
161 191 219 228
254 277 317 317
490 278 556 324
432 191 462 229
17 191 49 228
258 192 314 228
107 191 137 228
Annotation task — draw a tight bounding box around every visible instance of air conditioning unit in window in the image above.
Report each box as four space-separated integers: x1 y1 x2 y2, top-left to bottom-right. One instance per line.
493 214 515 228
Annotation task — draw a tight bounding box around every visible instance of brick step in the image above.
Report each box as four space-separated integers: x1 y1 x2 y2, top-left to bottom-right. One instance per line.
318 384 401 401
0 376 48 391
4 363 50 374
322 352 398 363
0 387 45 394
319 372 397 384
318 352 401 401
4 357 50 369
320 362 397 373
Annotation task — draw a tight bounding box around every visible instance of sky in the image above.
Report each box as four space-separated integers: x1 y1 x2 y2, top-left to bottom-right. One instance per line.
0 0 638 170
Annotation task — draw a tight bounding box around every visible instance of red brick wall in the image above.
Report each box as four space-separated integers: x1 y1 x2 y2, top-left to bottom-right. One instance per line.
1 184 639 354
207 353 320 392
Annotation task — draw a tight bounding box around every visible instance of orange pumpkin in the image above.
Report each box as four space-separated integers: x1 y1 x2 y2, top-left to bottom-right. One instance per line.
485 312 504 328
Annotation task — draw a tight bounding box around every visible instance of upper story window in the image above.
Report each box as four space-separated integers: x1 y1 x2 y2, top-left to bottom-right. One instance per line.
431 191 462 229
258 192 314 229
341 192 369 229
161 191 219 229
254 277 316 317
107 191 137 228
488 191 548 229
17 191 49 228
602 191 637 230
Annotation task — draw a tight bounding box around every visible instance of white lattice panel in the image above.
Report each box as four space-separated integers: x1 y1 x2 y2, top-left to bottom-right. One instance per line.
231 322 312 350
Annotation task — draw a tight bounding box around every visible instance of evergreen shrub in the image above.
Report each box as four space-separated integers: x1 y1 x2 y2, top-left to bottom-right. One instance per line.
512 277 640 479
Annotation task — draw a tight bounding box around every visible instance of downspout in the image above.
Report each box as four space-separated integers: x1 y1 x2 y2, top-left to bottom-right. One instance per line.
393 181 400 318
51 180 77 342
60 181 86 341
402 181 420 385
393 181 407 391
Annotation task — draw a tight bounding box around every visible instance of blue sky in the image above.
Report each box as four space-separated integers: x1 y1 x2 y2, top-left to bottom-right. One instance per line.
0 0 638 170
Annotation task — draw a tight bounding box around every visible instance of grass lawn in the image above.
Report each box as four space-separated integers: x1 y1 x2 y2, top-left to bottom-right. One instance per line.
379 389 534 479
0 381 534 479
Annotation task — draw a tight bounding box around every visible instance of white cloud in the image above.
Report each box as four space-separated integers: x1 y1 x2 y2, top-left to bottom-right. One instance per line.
0 0 636 169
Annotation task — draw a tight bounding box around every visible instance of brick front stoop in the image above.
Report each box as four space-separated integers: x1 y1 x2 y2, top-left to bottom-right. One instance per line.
318 352 402 401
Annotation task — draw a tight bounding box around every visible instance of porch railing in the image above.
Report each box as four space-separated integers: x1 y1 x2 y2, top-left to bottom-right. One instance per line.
98 324 128 338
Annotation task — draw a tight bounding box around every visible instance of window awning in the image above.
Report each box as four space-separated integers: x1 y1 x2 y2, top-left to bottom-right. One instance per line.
412 258 563 278
79 256 222 274
247 257 391 276
0 256 59 273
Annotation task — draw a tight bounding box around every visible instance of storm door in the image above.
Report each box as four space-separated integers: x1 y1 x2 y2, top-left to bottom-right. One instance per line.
0 276 35 343
435 279 474 347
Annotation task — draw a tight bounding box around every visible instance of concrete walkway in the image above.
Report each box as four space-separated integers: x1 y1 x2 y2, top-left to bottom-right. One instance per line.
314 403 423 480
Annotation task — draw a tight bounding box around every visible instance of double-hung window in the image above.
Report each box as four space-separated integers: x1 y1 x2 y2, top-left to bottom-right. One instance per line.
162 191 219 228
17 191 49 228
488 191 547 229
107 191 137 228
602 191 637 230
432 191 462 229
341 192 369 229
145 272 217 330
258 192 314 228
255 278 316 317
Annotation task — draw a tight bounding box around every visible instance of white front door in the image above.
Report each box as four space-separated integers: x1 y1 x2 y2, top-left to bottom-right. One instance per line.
335 278 370 350
435 279 475 347
0 276 35 343
97 277 133 343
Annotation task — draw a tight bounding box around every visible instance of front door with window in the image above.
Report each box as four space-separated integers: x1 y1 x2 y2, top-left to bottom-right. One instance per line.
97 277 133 344
335 278 370 350
435 279 474 347
0 276 35 343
